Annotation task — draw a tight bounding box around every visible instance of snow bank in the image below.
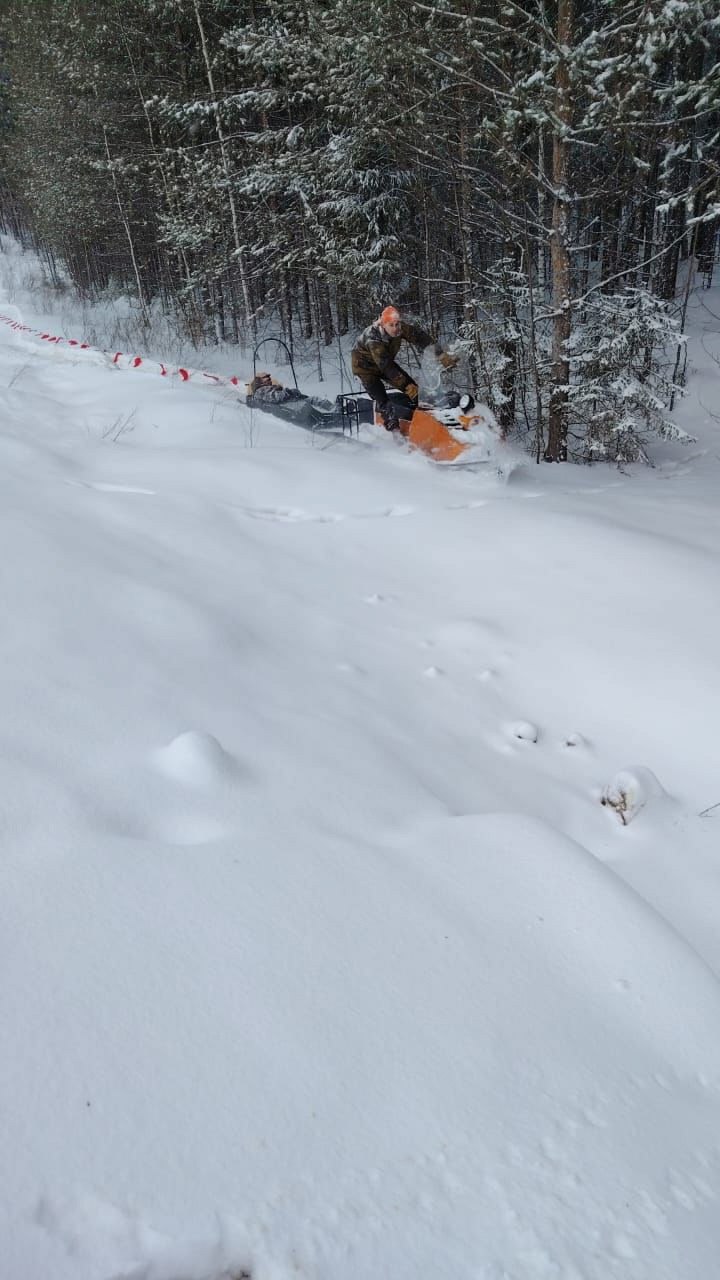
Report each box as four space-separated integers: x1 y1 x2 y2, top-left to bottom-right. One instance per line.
1 242 720 1279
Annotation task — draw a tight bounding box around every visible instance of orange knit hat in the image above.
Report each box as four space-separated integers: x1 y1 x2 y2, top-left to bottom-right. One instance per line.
380 306 401 326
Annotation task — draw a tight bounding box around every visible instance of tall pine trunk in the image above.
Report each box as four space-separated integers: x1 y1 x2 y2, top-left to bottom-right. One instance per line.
192 0 254 340
545 0 573 463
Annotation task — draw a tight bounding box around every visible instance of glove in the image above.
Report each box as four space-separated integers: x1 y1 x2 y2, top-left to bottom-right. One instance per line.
404 381 419 404
439 351 459 370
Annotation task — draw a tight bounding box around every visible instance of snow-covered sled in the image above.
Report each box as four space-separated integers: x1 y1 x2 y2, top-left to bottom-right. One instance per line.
245 337 378 436
245 380 362 433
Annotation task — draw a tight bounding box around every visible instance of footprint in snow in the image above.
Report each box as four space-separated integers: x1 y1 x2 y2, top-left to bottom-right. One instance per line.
422 619 509 679
505 720 540 744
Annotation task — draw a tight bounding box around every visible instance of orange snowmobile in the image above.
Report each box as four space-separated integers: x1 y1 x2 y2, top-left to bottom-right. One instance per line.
375 393 494 464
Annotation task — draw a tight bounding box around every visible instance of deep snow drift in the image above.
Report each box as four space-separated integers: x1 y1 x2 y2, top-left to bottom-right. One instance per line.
1 240 719 1280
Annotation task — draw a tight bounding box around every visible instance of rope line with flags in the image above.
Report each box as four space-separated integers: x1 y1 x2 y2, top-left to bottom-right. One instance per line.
0 314 244 390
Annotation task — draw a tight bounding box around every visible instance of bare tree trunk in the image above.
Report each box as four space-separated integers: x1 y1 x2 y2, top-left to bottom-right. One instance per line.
454 105 475 330
103 128 149 323
670 222 698 408
537 125 547 286
421 189 434 326
319 281 334 346
336 282 348 335
284 271 295 356
312 280 324 380
637 147 660 286
496 243 520 439
302 273 313 339
545 0 573 462
113 2 195 318
193 0 254 339
523 212 545 463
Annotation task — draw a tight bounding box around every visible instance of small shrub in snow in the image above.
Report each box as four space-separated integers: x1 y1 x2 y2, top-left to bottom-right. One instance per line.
601 766 665 825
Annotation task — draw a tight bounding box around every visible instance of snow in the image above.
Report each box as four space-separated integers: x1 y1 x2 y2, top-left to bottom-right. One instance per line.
1 237 720 1280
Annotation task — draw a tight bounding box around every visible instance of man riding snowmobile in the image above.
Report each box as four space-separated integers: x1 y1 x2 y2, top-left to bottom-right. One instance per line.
351 305 458 432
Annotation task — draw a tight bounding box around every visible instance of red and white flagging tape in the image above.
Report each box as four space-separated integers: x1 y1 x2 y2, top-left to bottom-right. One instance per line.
0 314 244 390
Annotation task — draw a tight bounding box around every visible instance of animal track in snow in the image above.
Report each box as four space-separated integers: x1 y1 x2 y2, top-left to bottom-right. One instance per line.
420 618 509 680
505 720 540 744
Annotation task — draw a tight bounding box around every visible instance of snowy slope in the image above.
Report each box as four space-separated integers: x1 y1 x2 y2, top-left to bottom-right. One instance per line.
1 245 720 1280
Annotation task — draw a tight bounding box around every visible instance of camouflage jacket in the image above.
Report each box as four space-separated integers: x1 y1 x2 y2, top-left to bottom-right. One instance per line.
351 320 436 388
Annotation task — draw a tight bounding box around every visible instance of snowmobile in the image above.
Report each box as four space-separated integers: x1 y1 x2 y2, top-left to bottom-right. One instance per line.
245 338 496 464
373 393 497 464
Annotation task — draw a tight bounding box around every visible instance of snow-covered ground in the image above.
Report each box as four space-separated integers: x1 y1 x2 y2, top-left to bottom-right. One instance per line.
1 238 719 1280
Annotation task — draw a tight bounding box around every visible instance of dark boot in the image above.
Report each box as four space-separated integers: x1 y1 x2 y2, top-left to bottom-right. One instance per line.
380 404 400 432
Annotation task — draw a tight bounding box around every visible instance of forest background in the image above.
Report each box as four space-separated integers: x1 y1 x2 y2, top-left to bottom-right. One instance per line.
0 0 718 462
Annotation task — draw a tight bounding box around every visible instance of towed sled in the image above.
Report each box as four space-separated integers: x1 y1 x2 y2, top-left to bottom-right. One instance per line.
245 338 372 434
246 382 351 430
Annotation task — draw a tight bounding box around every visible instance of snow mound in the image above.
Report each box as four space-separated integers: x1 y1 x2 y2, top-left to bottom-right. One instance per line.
153 730 236 788
36 1193 251 1280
